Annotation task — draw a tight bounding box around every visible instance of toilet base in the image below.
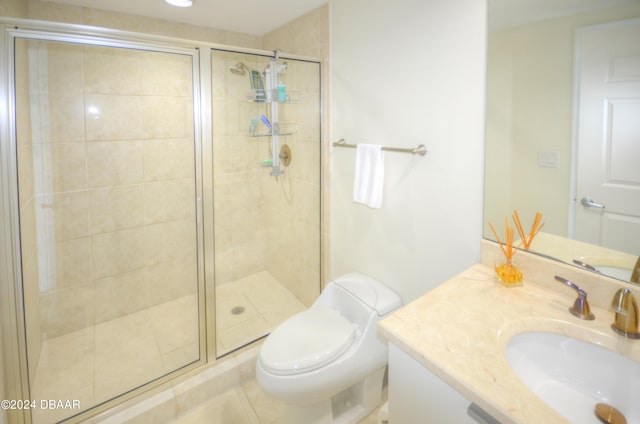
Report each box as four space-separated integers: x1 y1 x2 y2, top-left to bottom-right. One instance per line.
282 366 386 424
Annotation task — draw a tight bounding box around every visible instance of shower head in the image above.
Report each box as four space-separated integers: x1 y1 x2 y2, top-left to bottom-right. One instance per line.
229 66 245 76
229 61 252 76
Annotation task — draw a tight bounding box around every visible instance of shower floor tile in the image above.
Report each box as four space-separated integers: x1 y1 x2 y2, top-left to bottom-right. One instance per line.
31 294 199 424
31 272 306 423
215 271 306 355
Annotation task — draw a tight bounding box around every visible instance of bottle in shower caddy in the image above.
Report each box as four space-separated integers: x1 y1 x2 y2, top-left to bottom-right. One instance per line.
277 81 286 102
265 62 287 102
277 62 287 102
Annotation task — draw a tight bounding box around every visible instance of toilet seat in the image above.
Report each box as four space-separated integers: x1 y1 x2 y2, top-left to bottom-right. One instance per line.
259 307 356 376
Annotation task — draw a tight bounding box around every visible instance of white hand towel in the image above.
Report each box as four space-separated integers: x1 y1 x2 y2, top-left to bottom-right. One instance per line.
353 143 384 208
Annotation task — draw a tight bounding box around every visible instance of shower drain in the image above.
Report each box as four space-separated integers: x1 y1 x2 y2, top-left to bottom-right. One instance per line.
231 306 245 315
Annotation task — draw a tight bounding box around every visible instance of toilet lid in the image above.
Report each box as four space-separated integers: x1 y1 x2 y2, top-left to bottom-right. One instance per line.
259 307 356 376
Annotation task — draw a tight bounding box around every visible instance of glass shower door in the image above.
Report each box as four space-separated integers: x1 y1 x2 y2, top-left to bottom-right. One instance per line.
13 37 201 423
211 50 321 357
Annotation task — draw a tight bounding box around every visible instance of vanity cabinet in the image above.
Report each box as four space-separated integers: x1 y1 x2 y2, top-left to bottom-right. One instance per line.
388 343 492 423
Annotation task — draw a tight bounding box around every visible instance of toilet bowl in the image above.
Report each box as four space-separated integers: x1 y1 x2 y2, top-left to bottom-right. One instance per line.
256 272 402 424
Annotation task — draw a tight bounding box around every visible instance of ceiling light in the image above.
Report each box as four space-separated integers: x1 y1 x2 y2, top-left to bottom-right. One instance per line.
165 0 193 7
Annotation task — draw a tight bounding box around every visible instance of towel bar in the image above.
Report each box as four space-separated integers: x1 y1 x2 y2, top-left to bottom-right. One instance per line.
332 138 428 156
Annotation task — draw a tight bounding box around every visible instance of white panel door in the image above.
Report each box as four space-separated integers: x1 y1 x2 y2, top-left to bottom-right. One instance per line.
574 19 640 255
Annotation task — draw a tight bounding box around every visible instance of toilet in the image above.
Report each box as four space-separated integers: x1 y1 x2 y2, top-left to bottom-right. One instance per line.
256 272 402 424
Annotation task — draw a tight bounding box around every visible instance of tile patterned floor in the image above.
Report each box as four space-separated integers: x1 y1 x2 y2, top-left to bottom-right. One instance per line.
31 270 306 424
173 378 384 424
32 295 200 424
215 271 307 355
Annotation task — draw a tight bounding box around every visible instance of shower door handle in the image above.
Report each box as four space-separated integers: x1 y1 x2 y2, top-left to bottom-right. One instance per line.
581 197 605 209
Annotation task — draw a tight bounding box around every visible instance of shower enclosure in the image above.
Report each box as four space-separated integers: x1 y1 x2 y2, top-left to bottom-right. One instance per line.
0 22 321 424
211 50 321 356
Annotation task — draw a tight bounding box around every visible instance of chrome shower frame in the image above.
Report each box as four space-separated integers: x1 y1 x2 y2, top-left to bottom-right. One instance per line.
0 17 322 424
1 20 208 423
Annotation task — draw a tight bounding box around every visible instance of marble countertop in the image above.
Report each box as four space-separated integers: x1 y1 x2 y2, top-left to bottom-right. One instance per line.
378 262 640 424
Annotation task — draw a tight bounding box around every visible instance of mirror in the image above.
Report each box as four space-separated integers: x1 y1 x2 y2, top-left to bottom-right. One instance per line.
484 0 640 283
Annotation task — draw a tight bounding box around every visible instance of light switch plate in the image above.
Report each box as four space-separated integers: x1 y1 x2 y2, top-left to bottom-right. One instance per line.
537 150 560 168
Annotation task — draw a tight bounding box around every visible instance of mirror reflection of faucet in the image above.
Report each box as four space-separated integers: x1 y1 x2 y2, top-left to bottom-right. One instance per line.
572 259 600 273
611 288 640 339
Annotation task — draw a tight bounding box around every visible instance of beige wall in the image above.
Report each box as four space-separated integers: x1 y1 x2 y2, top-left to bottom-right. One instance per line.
211 50 322 307
211 52 270 284
0 0 27 17
209 5 328 303
17 2 329 300
263 5 329 59
16 41 198 341
26 0 262 49
485 3 640 239
1 1 328 413
264 5 330 288
262 61 322 306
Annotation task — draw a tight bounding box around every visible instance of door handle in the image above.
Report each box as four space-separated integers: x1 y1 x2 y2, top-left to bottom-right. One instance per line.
581 197 605 209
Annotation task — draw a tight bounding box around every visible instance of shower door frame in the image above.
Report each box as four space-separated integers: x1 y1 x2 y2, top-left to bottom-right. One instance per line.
209 48 324 358
0 20 212 423
0 17 323 424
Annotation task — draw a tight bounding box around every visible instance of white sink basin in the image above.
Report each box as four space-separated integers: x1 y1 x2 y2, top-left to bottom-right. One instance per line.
505 332 640 423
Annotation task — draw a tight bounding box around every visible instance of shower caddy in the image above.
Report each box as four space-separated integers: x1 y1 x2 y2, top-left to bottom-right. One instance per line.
249 49 296 177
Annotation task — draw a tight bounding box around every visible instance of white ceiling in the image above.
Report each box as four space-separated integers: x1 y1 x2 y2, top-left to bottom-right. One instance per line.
43 0 329 36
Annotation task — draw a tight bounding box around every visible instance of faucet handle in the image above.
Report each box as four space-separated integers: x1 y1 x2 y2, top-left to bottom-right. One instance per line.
611 288 640 339
612 288 628 314
554 276 595 320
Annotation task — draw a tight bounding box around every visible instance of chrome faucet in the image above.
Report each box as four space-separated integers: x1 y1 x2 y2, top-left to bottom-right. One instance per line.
554 276 595 320
611 288 640 339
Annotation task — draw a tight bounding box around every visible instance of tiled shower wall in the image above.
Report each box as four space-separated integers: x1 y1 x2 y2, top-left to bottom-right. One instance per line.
2 3 328 408
0 0 27 17
211 51 321 308
24 0 263 50
9 0 329 307
263 6 329 293
262 62 321 307
211 52 270 284
15 41 198 346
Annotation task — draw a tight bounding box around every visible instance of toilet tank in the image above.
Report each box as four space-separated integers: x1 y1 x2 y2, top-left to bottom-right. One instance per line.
333 273 402 316
315 273 402 330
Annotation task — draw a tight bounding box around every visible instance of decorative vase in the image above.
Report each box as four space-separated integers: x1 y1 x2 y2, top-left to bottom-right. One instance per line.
495 259 523 287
